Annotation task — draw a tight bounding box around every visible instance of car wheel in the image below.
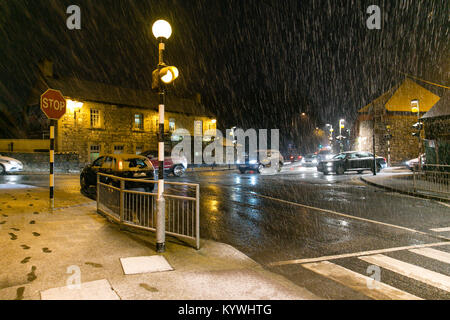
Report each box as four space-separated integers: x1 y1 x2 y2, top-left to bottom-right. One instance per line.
173 165 185 177
257 163 264 173
357 170 363 174
323 171 329 175
0 164 5 175
80 174 88 190
336 166 345 175
239 168 246 174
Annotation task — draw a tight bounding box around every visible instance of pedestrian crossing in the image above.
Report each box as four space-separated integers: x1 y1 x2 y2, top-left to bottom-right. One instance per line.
299 244 450 300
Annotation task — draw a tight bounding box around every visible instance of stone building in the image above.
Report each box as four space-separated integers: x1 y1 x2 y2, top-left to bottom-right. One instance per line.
354 78 442 164
27 60 217 164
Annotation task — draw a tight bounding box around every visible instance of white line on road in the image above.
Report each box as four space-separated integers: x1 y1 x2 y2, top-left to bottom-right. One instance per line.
268 242 450 267
360 254 450 293
302 261 422 300
409 247 450 264
430 227 450 232
248 192 450 241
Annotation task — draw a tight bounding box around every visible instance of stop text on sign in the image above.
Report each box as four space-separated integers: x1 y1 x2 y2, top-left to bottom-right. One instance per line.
41 97 66 110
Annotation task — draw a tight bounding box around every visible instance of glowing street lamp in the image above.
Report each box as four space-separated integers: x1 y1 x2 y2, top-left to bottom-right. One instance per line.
411 99 422 171
151 19 179 253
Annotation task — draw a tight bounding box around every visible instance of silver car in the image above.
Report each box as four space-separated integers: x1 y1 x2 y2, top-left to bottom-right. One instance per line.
0 154 24 174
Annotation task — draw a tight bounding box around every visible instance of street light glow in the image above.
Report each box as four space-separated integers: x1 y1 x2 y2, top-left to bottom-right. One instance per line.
152 19 172 39
160 66 179 84
411 99 419 113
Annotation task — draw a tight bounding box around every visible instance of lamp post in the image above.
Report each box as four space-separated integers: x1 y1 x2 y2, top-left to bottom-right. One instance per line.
339 119 345 152
411 99 422 171
152 19 179 253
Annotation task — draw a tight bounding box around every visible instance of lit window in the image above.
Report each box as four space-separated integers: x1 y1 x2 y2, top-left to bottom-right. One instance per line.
90 109 100 128
114 145 124 154
169 118 175 132
134 113 143 130
135 145 143 155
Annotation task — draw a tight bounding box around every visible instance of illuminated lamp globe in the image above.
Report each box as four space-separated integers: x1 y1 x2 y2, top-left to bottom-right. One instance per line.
152 20 172 39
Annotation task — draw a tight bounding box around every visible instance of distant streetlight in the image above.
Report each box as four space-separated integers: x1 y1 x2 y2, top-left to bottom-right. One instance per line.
411 99 422 171
339 119 345 152
151 19 179 253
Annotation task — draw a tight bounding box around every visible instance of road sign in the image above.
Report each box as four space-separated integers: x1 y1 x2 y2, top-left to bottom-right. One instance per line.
40 89 66 120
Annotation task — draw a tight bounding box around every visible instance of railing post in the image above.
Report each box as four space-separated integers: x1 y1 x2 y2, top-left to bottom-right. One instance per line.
196 184 200 250
96 173 100 211
120 179 125 227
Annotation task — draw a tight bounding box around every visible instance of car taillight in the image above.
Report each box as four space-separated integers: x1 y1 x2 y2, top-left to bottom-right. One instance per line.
298 156 302 159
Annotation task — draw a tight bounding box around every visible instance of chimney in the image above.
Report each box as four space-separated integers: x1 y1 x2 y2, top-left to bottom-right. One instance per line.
38 58 53 78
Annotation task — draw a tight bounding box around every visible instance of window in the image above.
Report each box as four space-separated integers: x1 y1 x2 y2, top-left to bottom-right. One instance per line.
134 113 143 130
90 145 101 163
114 145 124 154
153 117 159 132
169 118 175 132
90 109 100 128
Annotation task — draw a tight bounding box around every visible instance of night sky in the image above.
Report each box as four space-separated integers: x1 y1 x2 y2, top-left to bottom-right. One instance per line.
0 0 448 143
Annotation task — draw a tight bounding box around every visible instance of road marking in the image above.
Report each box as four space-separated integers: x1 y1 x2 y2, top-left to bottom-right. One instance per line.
430 227 450 232
268 242 450 267
409 248 450 264
360 254 450 293
249 192 450 242
302 261 422 300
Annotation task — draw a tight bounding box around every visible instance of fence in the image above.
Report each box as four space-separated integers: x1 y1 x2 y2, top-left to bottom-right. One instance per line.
413 164 450 196
96 172 200 249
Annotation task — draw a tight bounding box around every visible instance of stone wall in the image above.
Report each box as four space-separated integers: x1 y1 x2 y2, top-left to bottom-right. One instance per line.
57 101 216 164
356 114 422 164
1 152 80 173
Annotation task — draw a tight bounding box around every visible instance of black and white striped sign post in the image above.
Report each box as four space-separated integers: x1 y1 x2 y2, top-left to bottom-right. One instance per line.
40 89 66 209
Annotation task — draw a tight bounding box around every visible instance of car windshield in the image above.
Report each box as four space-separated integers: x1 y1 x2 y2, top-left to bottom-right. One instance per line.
333 154 346 160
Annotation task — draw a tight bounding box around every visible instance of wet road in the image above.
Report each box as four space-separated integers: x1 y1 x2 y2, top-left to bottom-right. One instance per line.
2 167 450 299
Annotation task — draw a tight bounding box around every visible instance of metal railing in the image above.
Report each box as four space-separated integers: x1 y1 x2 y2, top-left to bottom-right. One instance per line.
96 173 200 249
413 164 450 196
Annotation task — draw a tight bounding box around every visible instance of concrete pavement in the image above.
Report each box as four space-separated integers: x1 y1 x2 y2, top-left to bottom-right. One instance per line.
0 184 318 300
360 167 449 202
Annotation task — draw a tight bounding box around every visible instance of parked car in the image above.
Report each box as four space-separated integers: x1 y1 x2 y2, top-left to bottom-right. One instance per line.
300 154 319 167
140 150 188 177
238 149 284 174
317 151 387 175
80 154 156 196
0 154 23 174
405 154 426 171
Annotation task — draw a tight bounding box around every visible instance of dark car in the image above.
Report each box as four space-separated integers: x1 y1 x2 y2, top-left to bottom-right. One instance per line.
80 154 156 196
238 149 284 174
140 150 188 177
317 151 387 175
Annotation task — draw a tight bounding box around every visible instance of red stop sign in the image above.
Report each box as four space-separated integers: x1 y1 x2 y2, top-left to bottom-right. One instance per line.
40 89 66 120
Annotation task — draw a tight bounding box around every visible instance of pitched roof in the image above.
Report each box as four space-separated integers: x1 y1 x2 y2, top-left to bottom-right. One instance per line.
422 91 450 119
27 76 215 117
385 78 440 112
358 78 441 113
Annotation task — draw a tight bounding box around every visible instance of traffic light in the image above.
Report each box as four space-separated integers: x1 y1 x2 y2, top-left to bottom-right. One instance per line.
411 122 423 138
152 65 179 91
412 122 423 131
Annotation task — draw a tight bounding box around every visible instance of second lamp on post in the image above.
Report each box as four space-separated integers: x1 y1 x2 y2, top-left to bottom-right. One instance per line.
151 19 179 253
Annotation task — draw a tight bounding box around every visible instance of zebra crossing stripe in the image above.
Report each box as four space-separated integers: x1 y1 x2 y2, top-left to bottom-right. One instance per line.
409 248 450 265
360 254 450 293
430 227 450 233
302 261 422 300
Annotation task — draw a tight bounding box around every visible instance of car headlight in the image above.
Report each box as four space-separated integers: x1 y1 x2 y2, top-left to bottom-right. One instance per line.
249 160 257 164
327 162 333 167
312 159 318 164
236 160 241 164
